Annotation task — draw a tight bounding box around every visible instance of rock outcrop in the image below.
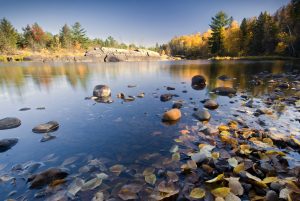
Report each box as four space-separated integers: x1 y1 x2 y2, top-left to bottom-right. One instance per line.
84 47 162 62
21 47 165 62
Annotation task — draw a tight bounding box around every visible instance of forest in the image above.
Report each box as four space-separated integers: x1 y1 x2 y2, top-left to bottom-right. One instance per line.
0 21 148 55
167 0 300 58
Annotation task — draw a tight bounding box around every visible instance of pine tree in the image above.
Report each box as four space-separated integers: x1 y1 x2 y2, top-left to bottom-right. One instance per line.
239 18 249 55
208 11 231 56
0 18 18 53
59 24 72 49
71 22 88 49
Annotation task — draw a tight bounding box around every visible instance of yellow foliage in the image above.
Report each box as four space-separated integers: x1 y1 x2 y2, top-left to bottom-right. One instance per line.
224 20 241 56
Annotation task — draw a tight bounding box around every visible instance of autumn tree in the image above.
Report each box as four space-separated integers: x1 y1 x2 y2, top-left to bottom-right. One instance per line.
208 11 231 56
31 23 47 49
224 20 240 56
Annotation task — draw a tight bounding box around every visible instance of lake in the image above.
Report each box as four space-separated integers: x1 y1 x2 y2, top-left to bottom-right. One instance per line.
0 60 300 200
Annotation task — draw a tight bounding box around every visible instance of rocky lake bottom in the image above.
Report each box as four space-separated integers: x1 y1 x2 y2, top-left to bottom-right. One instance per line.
0 60 300 201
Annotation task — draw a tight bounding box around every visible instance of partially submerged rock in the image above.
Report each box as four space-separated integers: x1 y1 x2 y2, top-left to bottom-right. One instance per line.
117 93 125 99
93 85 111 98
193 109 211 121
32 121 59 133
212 87 237 96
162 109 181 121
172 102 183 109
160 94 173 102
0 117 21 130
204 99 219 110
0 138 18 152
28 168 68 189
191 75 206 90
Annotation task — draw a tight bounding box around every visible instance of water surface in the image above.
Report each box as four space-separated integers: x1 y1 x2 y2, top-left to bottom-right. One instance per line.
0 60 299 200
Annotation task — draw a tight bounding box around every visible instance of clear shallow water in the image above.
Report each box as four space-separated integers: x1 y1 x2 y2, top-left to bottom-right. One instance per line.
0 60 300 200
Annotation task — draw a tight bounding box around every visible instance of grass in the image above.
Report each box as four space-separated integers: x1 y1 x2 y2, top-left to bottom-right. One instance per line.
0 48 84 62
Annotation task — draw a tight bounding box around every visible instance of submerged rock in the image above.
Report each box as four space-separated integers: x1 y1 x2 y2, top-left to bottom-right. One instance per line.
28 168 68 189
123 96 135 102
19 107 31 111
193 109 211 121
160 94 173 102
191 75 206 90
94 97 113 104
0 138 18 152
162 109 181 121
0 117 21 130
93 85 111 98
137 92 145 98
32 121 59 133
166 86 175 90
245 100 254 108
40 134 56 142
172 102 183 109
218 75 232 81
212 87 237 96
204 99 219 110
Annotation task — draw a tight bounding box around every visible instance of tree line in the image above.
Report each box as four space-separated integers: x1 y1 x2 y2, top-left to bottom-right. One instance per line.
167 0 300 58
0 20 146 54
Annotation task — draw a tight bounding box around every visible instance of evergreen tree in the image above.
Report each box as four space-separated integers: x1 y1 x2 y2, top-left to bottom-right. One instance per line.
251 12 265 55
208 11 231 56
71 22 88 49
59 24 72 49
239 18 249 55
0 18 18 53
251 12 278 55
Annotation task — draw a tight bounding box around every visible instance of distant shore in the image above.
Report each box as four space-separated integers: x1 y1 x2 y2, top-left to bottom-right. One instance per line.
208 56 300 61
0 47 171 63
1 50 299 63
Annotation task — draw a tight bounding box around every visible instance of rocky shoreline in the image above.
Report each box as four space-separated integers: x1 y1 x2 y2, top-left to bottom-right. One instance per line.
2 47 169 63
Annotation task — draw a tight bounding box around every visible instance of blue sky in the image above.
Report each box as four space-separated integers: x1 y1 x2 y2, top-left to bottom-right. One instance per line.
0 0 289 46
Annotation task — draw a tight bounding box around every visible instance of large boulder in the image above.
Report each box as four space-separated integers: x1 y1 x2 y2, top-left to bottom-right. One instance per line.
212 87 237 96
0 117 21 130
32 121 59 133
162 109 181 121
193 109 211 121
191 75 206 90
93 85 111 98
0 138 18 152
28 168 68 189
